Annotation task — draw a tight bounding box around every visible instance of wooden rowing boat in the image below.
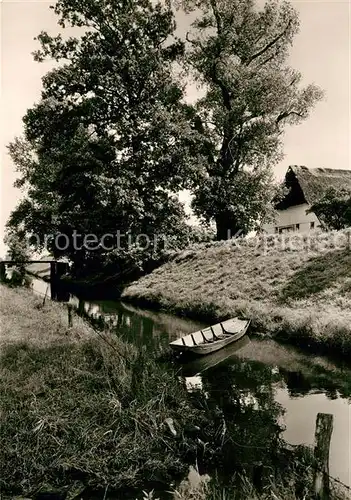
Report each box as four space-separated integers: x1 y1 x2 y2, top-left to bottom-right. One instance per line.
169 317 251 355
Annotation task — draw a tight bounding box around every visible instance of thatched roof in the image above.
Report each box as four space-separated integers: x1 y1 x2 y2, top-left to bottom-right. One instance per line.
287 165 351 205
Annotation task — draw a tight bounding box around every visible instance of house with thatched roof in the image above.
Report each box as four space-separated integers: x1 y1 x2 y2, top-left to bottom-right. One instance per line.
262 166 351 234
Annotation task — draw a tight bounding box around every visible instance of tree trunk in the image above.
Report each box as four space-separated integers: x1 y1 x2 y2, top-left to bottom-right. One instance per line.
215 212 242 241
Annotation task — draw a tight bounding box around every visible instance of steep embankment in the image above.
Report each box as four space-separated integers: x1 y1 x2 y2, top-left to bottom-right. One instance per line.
122 230 351 358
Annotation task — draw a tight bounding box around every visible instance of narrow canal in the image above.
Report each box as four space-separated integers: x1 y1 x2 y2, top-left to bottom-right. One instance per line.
31 277 351 492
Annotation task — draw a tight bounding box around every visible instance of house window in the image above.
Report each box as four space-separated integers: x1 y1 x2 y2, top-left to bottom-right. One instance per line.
278 225 295 234
278 224 301 234
310 221 315 229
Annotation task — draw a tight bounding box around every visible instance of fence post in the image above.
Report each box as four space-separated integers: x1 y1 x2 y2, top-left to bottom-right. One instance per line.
252 463 263 494
68 304 73 328
42 284 49 307
50 262 57 300
0 262 6 282
313 412 333 500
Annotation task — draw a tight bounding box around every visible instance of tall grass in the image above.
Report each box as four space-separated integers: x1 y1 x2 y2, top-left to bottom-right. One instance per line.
140 466 349 500
0 286 201 496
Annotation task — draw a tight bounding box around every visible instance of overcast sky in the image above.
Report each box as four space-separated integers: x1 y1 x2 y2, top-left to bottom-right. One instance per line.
0 0 350 256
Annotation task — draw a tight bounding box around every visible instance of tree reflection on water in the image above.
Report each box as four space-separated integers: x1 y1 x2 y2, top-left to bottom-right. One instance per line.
184 358 325 497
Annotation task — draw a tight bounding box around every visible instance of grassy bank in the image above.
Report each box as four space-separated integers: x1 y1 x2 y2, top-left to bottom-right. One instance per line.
122 230 351 359
0 286 204 498
1 285 349 499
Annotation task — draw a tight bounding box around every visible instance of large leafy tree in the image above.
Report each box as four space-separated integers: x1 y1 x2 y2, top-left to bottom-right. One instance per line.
181 0 323 239
308 188 351 230
7 0 199 273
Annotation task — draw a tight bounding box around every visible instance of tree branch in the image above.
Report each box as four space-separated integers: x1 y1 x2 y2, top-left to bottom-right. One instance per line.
256 48 280 68
276 110 304 124
186 31 202 48
246 21 292 65
289 75 300 86
209 62 232 110
209 0 222 35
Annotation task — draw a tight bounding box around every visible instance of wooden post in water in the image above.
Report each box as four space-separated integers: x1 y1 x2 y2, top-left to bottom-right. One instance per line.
313 412 333 500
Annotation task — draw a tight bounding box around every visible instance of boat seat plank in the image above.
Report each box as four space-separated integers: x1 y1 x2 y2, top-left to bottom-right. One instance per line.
200 330 210 343
210 325 222 340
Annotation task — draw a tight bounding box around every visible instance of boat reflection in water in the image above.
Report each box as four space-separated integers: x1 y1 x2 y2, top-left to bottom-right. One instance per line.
179 335 251 377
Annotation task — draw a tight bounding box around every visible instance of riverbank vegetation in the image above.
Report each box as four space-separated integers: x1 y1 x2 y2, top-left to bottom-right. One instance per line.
1 285 349 499
122 230 351 359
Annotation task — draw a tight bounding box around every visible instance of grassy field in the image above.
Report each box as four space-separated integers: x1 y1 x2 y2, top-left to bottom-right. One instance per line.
122 230 351 359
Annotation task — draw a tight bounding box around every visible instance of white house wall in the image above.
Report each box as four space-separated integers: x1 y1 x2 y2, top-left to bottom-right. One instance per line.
262 203 320 234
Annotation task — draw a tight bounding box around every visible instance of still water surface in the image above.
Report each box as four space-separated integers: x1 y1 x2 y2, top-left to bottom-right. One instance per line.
32 278 351 489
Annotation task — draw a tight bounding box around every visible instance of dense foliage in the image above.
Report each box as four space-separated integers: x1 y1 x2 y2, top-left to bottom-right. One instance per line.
7 0 200 275
308 188 351 230
6 0 323 276
3 228 32 287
